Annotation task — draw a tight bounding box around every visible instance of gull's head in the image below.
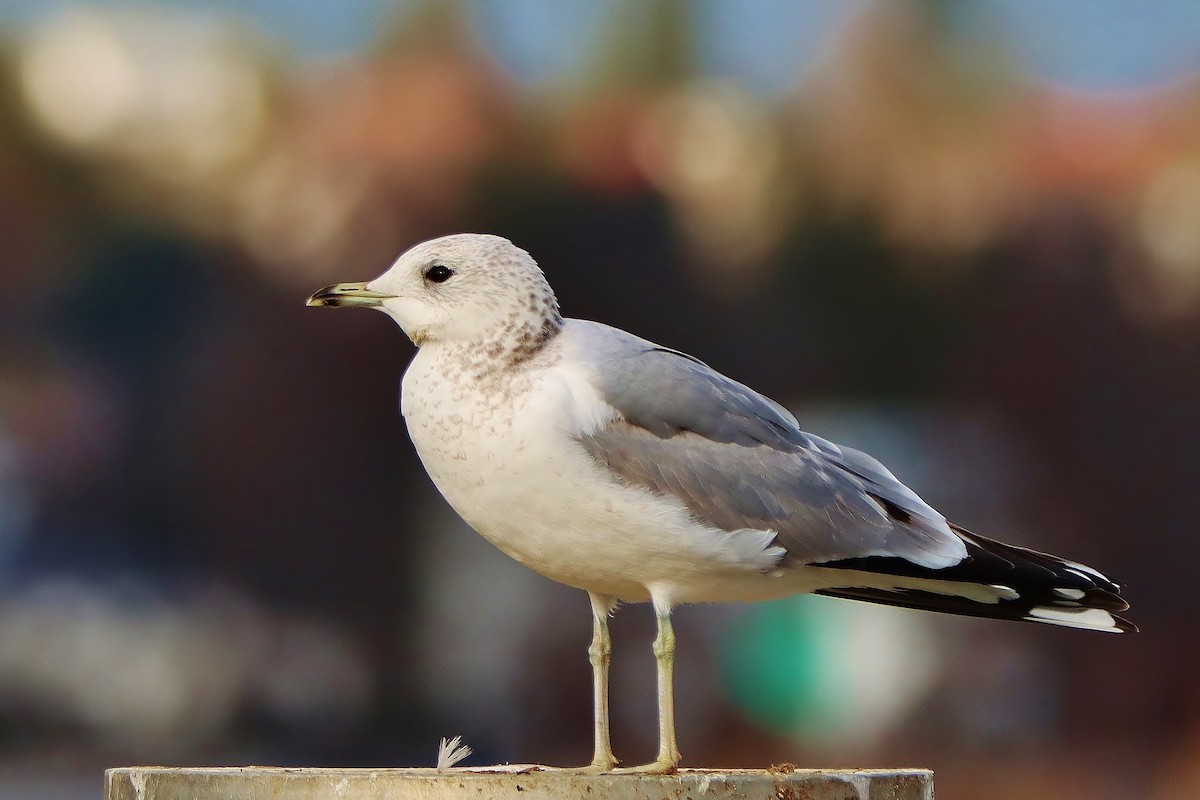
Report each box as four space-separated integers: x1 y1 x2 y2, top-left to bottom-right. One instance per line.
307 233 561 348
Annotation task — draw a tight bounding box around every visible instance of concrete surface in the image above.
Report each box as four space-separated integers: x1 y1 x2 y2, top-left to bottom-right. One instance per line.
105 766 934 800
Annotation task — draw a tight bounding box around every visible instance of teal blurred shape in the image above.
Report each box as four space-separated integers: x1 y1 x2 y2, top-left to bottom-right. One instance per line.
718 596 843 736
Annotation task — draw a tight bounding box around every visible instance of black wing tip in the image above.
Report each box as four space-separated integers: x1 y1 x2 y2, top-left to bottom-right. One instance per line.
1078 587 1130 613
815 586 1138 634
948 523 1130 589
818 524 1133 612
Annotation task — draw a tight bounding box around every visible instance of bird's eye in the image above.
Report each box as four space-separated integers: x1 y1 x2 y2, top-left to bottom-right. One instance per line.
424 265 454 284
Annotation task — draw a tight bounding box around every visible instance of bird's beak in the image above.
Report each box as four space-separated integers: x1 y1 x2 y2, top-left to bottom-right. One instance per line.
306 282 395 308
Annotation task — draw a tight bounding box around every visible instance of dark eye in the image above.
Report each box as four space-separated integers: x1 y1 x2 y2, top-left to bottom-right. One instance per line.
424 264 454 284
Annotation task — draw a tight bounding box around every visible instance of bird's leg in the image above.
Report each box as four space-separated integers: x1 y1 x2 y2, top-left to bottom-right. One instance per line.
460 595 618 776
616 603 681 774
649 607 681 770
585 592 618 772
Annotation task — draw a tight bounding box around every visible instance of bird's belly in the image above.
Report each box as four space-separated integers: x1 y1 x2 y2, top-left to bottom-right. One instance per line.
407 414 797 603
409 423 652 597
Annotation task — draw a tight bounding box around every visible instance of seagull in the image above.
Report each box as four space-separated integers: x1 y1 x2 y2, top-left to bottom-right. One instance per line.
307 233 1135 774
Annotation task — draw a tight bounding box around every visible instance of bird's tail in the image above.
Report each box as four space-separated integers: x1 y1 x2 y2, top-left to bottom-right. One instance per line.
813 524 1137 634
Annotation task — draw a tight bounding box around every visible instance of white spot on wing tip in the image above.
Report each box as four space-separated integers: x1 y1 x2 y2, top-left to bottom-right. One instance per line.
1027 606 1120 632
1053 587 1086 601
1063 560 1109 582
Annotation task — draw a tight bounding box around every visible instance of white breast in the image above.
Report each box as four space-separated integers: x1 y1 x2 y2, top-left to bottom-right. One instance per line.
400 344 801 605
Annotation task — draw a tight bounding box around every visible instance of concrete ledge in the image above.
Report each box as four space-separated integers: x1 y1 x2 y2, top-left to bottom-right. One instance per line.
105 766 933 800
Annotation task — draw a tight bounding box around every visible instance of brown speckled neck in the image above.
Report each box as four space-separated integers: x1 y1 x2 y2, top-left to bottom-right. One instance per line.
507 312 563 367
480 277 563 372
444 306 563 381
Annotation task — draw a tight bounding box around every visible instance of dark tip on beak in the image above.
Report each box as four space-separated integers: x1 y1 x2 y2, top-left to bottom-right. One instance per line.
306 282 395 308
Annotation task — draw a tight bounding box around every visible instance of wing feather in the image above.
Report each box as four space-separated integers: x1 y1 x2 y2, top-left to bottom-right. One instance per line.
571 322 967 568
564 320 1133 632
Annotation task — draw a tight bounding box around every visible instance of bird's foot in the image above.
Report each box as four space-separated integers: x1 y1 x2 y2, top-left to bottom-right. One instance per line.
580 757 618 774
612 756 680 775
462 761 616 775
458 763 553 774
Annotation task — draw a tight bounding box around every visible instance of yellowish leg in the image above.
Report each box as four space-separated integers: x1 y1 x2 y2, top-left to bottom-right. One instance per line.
463 597 679 776
586 592 617 772
472 594 617 775
616 607 681 774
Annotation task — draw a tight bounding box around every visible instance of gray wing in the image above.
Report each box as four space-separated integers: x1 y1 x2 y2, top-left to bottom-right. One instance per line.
572 322 966 569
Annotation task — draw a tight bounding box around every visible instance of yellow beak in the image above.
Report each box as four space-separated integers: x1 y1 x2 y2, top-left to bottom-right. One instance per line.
306 282 395 308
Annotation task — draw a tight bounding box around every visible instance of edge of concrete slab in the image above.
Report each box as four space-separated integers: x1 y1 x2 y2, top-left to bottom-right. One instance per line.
106 765 934 800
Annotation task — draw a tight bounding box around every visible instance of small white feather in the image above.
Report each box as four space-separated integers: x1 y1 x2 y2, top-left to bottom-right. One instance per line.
437 735 473 770
1026 606 1121 632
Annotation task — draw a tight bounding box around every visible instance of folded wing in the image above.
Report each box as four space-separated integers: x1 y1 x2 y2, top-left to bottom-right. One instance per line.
574 323 966 569
571 320 1134 633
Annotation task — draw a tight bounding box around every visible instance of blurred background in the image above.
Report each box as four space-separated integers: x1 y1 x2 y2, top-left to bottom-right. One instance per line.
0 1 1197 797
